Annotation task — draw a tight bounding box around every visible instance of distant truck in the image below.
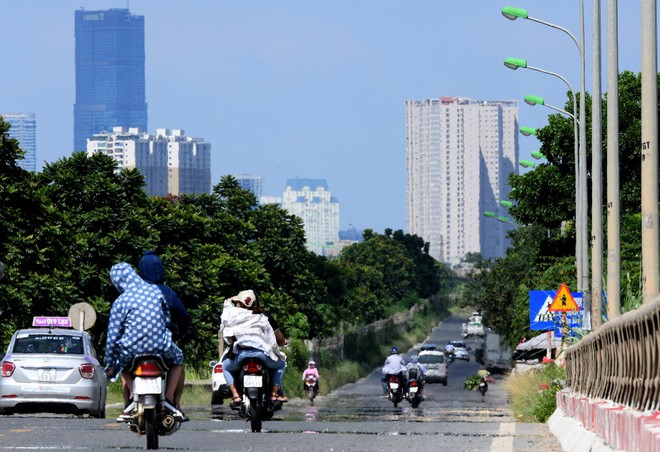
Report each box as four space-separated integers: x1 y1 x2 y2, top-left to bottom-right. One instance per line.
481 333 512 374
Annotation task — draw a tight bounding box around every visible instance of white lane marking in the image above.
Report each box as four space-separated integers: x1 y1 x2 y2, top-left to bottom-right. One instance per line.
490 422 515 452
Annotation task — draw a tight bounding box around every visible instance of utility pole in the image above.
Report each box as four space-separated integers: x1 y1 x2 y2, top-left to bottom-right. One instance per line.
591 0 603 329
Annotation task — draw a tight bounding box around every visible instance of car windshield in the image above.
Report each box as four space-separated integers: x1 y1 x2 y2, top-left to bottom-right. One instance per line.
13 334 84 355
451 342 467 349
419 354 445 364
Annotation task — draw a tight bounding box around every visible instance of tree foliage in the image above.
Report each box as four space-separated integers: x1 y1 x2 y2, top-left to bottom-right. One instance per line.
0 125 451 363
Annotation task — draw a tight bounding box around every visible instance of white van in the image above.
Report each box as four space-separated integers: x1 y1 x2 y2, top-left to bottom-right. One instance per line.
418 349 448 386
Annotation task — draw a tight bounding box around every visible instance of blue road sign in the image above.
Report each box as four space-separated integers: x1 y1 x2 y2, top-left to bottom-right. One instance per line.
529 290 583 333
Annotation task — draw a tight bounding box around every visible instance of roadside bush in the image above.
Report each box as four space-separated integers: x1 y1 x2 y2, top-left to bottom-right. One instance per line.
504 363 565 422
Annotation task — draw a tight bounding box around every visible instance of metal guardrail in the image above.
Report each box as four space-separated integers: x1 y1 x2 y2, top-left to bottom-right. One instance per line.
564 296 660 411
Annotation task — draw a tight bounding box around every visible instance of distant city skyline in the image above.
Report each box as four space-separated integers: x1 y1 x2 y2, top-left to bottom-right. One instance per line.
0 1 648 234
74 8 147 152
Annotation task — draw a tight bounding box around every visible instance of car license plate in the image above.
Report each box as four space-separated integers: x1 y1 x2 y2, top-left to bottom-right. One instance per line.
135 377 162 395
38 368 56 382
389 382 399 390
409 386 418 393
244 375 262 388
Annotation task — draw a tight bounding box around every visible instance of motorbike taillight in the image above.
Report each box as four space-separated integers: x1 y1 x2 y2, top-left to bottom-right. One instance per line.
213 364 223 373
243 362 262 373
135 361 164 377
409 381 417 387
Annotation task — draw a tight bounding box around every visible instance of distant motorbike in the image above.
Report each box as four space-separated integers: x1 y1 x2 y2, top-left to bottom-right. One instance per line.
304 375 319 405
478 376 489 400
231 357 283 432
405 368 423 408
119 355 181 450
386 374 405 408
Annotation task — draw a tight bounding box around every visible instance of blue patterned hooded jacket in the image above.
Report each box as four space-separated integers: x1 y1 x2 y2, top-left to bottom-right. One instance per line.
105 262 183 373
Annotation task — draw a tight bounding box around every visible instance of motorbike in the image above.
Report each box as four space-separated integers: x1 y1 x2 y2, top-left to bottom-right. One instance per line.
231 357 283 432
304 375 319 405
405 368 423 408
386 374 405 408
478 376 489 400
119 355 181 450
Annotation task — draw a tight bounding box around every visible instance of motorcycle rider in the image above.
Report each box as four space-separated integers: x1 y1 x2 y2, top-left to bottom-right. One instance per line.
444 342 456 362
406 355 427 399
138 250 190 413
381 346 407 395
301 360 320 393
221 289 287 405
104 262 186 421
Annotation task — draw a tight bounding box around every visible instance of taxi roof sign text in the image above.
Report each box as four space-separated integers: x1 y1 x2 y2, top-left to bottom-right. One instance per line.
548 283 580 312
32 316 72 328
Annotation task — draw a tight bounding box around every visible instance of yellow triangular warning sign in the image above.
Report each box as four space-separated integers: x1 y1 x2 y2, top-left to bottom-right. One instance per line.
548 282 579 312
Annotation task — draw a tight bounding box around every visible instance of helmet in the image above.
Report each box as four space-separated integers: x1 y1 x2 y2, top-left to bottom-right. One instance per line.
236 289 256 308
410 355 419 364
308 360 316 367
390 346 399 355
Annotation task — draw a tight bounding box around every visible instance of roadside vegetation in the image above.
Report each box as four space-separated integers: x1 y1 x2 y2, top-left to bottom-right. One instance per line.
504 364 566 423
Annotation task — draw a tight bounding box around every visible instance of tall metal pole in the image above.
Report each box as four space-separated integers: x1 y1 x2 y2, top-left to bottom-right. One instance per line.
641 0 659 303
606 0 621 319
579 0 591 325
591 0 603 329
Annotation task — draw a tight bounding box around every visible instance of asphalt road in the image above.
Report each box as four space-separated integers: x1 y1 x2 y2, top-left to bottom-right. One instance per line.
0 315 562 451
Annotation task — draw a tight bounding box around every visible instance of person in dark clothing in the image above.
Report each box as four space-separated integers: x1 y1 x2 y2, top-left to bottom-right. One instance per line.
139 251 191 341
138 250 190 413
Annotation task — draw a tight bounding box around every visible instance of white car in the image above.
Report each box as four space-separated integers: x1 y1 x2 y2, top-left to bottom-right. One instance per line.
209 360 230 405
418 347 448 386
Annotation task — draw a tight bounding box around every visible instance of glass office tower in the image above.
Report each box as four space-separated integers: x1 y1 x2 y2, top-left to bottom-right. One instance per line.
2 113 36 171
73 8 147 152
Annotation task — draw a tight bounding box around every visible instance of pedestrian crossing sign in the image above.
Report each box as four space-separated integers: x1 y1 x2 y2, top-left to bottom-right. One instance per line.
548 282 579 312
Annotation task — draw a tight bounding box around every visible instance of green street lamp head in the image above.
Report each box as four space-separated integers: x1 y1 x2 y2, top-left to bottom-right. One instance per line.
498 215 512 223
504 57 527 70
520 159 536 168
531 150 545 160
520 126 538 137
501 6 529 21
499 200 514 208
484 211 496 218
524 95 545 106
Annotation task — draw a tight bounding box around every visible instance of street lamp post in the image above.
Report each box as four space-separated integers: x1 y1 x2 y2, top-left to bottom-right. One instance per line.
502 4 590 320
504 57 584 296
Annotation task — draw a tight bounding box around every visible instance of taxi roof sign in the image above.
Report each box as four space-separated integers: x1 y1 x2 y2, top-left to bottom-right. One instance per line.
32 316 72 328
548 283 580 312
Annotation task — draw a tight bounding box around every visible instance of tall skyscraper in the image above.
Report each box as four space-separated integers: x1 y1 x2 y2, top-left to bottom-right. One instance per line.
282 178 339 255
2 113 36 172
74 8 147 152
87 127 211 196
406 97 519 265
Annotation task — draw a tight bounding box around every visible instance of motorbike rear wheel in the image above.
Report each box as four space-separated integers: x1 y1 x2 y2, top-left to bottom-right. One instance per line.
144 408 159 450
248 399 262 433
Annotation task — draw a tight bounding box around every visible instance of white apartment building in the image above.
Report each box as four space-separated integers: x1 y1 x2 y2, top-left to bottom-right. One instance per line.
406 97 519 265
282 178 339 255
87 127 211 196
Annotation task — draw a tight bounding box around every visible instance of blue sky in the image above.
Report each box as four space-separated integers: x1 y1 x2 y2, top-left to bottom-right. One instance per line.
0 1 648 233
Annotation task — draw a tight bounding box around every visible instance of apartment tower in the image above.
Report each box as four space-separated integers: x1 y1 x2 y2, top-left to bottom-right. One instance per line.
406 97 519 265
87 127 211 196
74 8 147 152
2 113 36 172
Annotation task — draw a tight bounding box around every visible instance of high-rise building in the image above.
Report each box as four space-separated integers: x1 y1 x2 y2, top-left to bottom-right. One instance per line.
74 8 147 152
406 97 519 265
2 113 36 172
87 127 211 196
233 174 264 199
282 178 339 255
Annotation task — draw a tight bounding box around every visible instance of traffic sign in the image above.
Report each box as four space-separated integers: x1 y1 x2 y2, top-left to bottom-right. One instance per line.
548 282 580 312
529 289 583 331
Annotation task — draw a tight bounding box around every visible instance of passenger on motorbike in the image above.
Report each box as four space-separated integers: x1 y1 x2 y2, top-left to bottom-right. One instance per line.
221 290 287 405
444 342 456 361
301 360 320 393
104 263 186 421
381 346 407 395
138 250 189 412
406 355 427 398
